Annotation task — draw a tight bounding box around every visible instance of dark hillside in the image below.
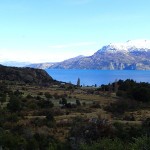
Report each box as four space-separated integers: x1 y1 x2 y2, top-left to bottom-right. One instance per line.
0 65 55 85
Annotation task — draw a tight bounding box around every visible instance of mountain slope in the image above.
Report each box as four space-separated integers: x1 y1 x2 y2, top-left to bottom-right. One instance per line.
27 62 57 69
0 65 57 85
27 55 84 69
29 40 150 70
48 55 85 69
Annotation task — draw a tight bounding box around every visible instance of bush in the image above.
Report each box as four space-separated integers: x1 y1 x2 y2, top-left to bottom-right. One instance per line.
115 80 150 103
116 90 127 97
69 117 115 146
38 100 54 108
0 94 6 103
46 112 54 122
53 93 60 99
7 113 19 122
7 96 22 112
45 92 52 99
76 99 81 106
27 101 38 109
90 103 101 108
113 122 142 142
142 118 150 136
130 87 150 102
26 94 33 99
131 136 150 150
0 132 27 150
104 99 139 115
79 138 125 150
38 92 43 95
36 95 42 100
30 118 45 127
123 114 135 121
62 98 67 105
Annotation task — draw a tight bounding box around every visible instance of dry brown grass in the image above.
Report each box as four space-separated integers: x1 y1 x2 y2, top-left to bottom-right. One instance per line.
5 82 149 141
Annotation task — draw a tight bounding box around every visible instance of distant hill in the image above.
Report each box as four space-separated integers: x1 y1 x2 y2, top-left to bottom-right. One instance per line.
27 62 57 69
29 40 150 70
0 65 57 85
27 55 84 69
0 61 30 67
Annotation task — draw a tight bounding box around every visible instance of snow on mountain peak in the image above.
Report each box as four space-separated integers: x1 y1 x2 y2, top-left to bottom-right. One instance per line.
126 39 150 49
100 39 150 53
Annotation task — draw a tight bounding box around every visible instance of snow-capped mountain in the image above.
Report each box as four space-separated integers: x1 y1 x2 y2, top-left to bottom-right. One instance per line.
98 40 150 53
29 40 150 70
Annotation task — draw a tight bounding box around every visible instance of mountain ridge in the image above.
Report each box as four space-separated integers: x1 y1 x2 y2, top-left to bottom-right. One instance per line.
27 40 150 70
27 55 85 69
0 65 58 85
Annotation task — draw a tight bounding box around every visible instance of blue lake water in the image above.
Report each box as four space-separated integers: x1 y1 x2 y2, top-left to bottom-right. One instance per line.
46 69 150 86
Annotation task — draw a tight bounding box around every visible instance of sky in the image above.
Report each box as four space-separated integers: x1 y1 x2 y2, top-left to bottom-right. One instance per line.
0 0 150 63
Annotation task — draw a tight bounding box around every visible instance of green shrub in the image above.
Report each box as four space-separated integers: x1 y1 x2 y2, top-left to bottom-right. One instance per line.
131 87 150 102
79 138 125 150
104 99 139 115
7 95 22 112
45 92 52 99
130 136 150 150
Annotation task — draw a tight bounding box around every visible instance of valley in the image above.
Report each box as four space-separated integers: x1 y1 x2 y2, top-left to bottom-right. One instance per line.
0 65 150 149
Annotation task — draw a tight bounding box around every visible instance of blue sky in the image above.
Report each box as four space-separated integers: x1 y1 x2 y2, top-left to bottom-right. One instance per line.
0 0 150 63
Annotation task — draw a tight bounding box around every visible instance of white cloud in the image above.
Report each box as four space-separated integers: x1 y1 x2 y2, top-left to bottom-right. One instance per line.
48 42 97 49
0 49 80 63
0 41 99 63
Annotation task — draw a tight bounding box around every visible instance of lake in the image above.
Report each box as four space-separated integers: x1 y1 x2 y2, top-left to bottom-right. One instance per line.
46 69 150 86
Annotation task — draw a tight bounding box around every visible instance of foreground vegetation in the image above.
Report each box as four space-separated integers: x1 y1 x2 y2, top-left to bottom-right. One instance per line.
0 79 150 150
